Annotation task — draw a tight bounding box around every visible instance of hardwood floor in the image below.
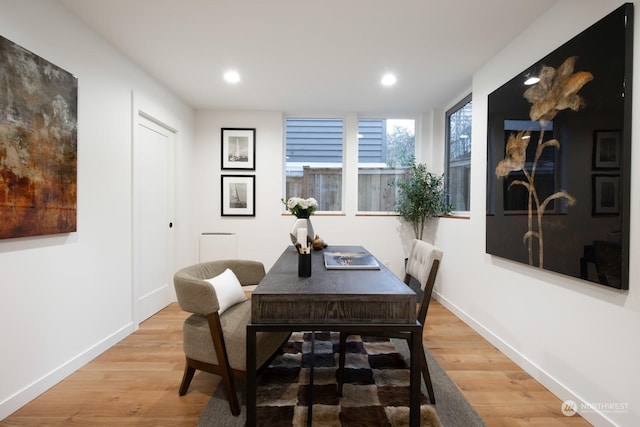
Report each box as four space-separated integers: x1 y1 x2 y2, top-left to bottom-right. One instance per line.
1 300 590 426
424 302 590 427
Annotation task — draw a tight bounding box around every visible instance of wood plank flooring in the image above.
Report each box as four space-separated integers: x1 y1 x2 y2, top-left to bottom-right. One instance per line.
1 300 590 426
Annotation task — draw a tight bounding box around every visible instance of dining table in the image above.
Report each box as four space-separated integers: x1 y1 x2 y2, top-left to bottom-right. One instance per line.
246 245 422 426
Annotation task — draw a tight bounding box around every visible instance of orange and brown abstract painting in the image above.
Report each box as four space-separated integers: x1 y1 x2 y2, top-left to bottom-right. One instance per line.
0 36 77 239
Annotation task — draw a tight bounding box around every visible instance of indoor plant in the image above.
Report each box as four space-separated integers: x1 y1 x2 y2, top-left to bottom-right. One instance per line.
395 159 451 240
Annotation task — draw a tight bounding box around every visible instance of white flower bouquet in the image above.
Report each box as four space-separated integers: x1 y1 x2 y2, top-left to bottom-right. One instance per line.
282 197 318 218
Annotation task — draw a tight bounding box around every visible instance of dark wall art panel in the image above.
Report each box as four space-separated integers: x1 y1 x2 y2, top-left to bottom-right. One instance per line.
0 36 77 239
486 4 633 290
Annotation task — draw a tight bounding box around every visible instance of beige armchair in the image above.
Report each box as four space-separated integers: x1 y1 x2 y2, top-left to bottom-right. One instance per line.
173 259 290 416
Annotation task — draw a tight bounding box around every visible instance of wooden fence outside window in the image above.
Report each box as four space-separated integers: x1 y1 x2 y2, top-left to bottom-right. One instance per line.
286 166 409 212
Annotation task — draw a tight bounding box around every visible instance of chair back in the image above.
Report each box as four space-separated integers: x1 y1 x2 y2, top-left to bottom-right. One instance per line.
173 259 265 316
404 239 443 325
171 259 272 416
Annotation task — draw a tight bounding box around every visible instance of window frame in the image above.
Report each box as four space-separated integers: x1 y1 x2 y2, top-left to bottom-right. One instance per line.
356 115 417 214
445 94 472 214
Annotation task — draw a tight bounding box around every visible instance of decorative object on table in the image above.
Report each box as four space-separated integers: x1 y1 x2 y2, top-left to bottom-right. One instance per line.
395 159 451 240
282 197 317 245
297 246 312 277
323 251 380 270
0 36 78 239
221 175 255 216
486 3 633 290
312 234 327 251
295 224 312 277
221 128 255 170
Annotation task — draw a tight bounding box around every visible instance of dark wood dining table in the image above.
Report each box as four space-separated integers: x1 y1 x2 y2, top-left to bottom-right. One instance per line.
246 245 422 426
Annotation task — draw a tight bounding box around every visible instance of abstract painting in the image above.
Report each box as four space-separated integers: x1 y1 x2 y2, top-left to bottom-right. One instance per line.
0 36 77 239
486 4 633 290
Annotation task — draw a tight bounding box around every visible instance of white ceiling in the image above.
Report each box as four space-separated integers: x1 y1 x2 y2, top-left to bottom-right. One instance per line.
58 0 557 114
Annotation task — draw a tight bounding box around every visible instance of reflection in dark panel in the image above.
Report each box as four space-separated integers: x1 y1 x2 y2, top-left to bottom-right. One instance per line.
486 3 632 290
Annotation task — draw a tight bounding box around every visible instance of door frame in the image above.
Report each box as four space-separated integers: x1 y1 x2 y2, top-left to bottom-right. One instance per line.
131 91 178 328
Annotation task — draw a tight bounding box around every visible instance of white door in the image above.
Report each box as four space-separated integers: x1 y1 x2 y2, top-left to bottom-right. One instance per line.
133 113 175 324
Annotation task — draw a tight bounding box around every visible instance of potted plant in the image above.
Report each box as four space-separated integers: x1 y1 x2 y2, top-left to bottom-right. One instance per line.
395 159 451 240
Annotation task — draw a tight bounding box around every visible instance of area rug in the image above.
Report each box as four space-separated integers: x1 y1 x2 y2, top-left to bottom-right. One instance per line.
197 332 486 427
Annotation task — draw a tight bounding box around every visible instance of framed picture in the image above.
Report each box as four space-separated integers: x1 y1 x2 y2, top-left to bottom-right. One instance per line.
592 175 620 215
485 3 632 290
593 130 621 170
221 175 255 216
221 128 255 170
0 36 78 239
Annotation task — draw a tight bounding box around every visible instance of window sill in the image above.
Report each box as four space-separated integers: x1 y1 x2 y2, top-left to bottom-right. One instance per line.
355 212 400 217
442 214 470 220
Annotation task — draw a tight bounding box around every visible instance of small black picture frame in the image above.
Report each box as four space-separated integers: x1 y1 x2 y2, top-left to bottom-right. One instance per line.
593 130 621 170
221 128 256 170
221 175 255 216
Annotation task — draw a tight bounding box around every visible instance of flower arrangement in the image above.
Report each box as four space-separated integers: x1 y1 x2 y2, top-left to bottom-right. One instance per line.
282 197 318 218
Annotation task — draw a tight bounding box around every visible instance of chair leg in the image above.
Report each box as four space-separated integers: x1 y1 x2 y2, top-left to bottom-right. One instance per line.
420 345 436 404
336 333 348 396
220 368 241 416
179 363 196 396
206 312 241 416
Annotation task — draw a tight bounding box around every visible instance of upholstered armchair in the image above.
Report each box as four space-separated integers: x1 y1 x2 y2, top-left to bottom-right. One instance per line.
173 259 290 416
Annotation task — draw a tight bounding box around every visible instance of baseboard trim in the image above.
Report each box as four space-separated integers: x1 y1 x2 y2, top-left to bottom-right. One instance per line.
0 322 135 420
433 291 615 427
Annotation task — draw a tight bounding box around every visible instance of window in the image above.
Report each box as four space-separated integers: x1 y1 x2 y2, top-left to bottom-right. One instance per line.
284 118 343 211
445 96 472 212
357 118 415 212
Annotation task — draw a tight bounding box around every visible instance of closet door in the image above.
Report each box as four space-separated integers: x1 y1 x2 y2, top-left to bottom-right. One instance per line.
133 113 175 324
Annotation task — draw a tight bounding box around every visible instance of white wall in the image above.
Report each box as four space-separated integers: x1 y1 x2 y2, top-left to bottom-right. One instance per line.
193 111 422 274
435 1 639 426
0 0 196 419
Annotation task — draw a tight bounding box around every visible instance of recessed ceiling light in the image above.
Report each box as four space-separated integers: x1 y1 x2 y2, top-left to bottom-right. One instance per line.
524 76 540 85
224 70 240 84
381 73 397 86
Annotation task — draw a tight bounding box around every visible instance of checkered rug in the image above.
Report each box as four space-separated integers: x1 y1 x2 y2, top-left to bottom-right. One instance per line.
254 331 441 427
